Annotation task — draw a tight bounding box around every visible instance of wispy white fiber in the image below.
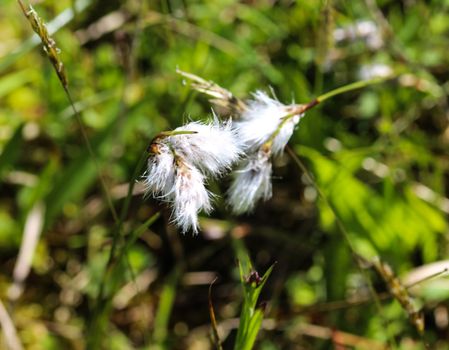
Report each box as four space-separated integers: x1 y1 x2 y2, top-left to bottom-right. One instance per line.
144 143 175 198
236 91 303 156
271 113 301 156
145 119 242 234
227 148 272 214
169 119 242 176
172 159 212 234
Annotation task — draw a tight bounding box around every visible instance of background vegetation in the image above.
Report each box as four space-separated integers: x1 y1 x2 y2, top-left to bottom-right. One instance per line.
1 0 449 349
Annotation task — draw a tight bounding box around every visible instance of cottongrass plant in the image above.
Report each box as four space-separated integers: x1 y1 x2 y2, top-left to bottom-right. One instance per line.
176 69 318 215
228 91 308 214
144 85 314 230
145 71 393 232
144 119 242 233
144 86 311 228
179 69 393 217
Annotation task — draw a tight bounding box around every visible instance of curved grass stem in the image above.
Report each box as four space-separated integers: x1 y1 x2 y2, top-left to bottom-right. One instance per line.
264 75 393 149
316 76 393 103
286 146 398 349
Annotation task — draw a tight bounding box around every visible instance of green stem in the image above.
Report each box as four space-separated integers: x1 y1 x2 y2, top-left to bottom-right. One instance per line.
151 268 181 348
159 130 198 137
64 87 119 222
118 212 161 263
316 76 393 103
263 76 393 151
149 130 198 153
87 149 150 349
112 149 148 252
265 111 298 147
286 146 398 349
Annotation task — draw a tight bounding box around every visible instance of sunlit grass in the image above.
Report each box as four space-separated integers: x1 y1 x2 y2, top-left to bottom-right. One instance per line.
1 0 449 349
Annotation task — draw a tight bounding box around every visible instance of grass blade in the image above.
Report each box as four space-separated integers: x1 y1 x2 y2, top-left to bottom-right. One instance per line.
208 277 223 350
234 255 274 350
0 124 23 181
151 268 180 349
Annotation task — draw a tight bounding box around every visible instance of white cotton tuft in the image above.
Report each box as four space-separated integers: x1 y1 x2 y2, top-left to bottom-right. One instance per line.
236 91 284 152
227 148 272 214
144 143 175 198
172 160 212 234
169 119 242 176
144 118 241 234
271 113 301 156
236 91 303 156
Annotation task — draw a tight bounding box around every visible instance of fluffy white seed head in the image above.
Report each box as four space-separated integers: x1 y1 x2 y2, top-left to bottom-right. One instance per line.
144 118 241 234
168 119 242 176
227 147 272 214
236 91 303 156
172 159 212 234
271 113 301 156
144 142 175 198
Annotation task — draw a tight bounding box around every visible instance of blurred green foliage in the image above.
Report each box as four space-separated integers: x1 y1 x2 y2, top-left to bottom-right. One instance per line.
1 0 449 349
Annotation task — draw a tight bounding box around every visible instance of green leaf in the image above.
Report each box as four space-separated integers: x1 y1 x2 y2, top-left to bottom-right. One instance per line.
0 124 23 180
0 70 35 99
44 120 116 226
235 256 274 350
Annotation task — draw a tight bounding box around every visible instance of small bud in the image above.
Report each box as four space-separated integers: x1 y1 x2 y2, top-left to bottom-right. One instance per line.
246 271 262 287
